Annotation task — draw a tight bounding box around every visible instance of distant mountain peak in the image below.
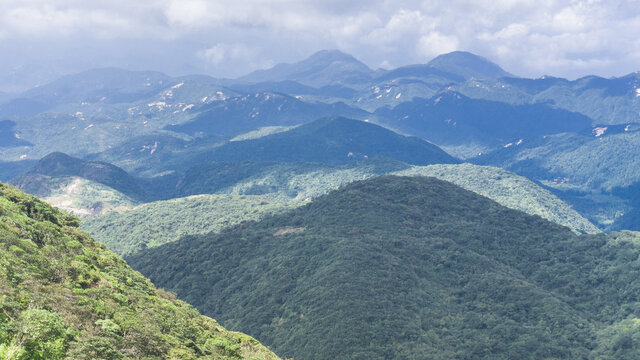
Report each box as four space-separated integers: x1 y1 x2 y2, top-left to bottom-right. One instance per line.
239 49 373 87
305 49 364 64
427 51 512 80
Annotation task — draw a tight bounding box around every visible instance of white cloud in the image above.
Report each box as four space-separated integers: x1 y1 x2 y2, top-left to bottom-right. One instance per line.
197 43 253 65
417 32 460 58
0 0 639 84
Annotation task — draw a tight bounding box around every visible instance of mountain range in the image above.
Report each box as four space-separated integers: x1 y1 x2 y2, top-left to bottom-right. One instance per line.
3 47 640 358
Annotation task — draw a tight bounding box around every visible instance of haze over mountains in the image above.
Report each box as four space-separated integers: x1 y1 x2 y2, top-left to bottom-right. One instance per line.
2 48 639 230
3 48 640 358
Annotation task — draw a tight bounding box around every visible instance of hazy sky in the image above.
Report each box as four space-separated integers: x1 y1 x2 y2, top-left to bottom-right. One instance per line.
0 0 639 91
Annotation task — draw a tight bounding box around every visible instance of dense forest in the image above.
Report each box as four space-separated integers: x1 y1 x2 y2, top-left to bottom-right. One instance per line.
0 182 281 359
129 176 640 359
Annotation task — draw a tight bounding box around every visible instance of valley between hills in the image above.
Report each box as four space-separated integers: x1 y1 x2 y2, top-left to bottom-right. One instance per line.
3 49 640 359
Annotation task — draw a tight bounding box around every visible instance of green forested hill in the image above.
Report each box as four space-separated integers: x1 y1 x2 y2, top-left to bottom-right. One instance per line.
394 164 600 234
0 182 281 360
175 160 596 233
82 194 303 257
81 161 596 263
196 117 459 166
82 162 596 260
128 176 640 359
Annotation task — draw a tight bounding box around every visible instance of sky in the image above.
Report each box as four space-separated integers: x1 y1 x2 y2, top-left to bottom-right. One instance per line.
0 0 639 92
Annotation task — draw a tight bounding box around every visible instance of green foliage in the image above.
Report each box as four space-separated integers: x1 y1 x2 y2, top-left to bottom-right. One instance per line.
176 159 408 199
394 163 600 234
179 160 597 233
82 194 302 257
0 182 280 360
85 162 597 260
129 176 640 359
473 126 640 229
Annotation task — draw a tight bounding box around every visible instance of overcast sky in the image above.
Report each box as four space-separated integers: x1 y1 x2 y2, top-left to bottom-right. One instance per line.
0 0 638 92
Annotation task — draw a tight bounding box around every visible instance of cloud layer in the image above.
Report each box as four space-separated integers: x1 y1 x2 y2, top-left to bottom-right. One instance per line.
0 0 638 90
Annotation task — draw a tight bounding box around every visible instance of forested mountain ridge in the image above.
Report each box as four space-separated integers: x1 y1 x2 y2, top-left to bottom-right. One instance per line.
128 176 640 359
80 161 597 261
0 182 281 359
197 117 459 165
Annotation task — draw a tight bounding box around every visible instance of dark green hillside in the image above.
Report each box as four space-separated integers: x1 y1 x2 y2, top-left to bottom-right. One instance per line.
82 163 596 261
128 176 640 359
173 159 409 198
375 91 593 157
12 152 149 201
0 183 281 359
82 194 303 257
198 117 458 166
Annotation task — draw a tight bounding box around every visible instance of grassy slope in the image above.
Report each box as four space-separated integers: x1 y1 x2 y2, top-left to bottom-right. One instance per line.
0 182 281 360
82 194 303 257
127 176 640 359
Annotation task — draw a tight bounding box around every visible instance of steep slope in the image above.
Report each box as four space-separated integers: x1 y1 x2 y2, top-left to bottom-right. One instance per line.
12 152 148 201
238 50 373 87
128 176 640 359
375 91 593 158
0 182 280 359
19 176 140 217
197 117 459 166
